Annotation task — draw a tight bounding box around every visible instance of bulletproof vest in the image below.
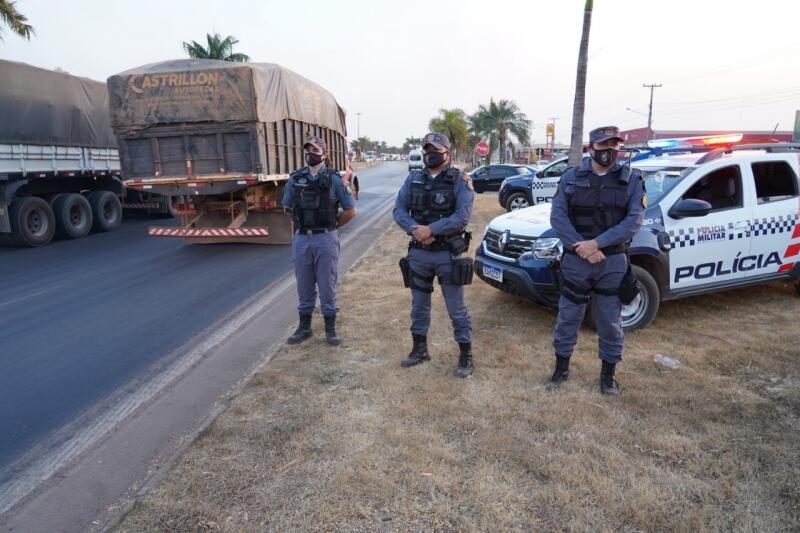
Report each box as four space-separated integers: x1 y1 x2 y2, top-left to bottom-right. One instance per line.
291 170 339 231
406 168 458 226
566 167 630 240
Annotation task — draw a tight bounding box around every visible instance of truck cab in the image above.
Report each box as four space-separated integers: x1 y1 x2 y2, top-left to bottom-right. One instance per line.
475 144 800 330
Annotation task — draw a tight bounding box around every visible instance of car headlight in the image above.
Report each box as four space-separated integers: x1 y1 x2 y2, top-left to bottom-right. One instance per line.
532 238 563 260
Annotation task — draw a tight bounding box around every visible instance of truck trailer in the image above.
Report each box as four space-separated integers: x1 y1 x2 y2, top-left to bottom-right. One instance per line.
0 60 175 247
107 59 350 244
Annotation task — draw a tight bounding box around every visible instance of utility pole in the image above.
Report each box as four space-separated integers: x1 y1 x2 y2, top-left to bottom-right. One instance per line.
356 112 361 139
642 83 662 139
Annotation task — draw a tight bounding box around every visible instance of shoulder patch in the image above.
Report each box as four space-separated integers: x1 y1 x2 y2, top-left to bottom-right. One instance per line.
462 173 474 191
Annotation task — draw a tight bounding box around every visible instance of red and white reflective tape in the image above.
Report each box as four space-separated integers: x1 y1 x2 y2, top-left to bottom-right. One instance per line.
148 227 269 237
123 203 161 209
778 196 800 273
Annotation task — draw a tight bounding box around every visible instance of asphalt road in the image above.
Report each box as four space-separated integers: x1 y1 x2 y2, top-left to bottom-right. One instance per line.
0 162 407 480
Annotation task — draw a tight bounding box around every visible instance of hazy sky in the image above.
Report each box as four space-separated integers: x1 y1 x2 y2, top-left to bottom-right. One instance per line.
2 0 798 146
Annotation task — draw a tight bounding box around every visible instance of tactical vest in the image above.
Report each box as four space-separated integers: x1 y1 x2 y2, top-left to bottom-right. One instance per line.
406 168 459 227
291 170 339 231
566 167 630 253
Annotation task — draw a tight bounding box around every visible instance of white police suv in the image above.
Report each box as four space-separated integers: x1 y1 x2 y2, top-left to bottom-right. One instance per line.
475 144 800 330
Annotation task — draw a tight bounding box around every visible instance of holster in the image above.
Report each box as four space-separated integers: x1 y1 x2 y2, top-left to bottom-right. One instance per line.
399 256 411 288
618 264 641 305
449 255 474 286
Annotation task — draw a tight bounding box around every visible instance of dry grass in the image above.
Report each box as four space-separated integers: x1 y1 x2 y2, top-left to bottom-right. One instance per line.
117 195 800 532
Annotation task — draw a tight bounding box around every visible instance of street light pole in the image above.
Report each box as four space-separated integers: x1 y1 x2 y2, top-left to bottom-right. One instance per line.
356 112 361 139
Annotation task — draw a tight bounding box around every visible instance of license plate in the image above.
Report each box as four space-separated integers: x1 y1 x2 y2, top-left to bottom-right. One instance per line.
483 264 503 282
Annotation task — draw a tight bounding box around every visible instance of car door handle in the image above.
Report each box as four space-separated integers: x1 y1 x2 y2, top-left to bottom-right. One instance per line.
732 221 749 229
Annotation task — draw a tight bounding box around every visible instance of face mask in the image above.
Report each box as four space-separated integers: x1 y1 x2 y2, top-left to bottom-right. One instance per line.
424 151 446 168
305 152 324 166
591 147 617 168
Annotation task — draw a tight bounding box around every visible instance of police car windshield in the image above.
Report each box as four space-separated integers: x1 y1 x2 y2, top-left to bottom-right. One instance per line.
410 154 421 161
641 166 696 205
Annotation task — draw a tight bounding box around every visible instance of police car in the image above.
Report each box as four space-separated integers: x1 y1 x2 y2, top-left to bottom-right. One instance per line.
475 143 800 330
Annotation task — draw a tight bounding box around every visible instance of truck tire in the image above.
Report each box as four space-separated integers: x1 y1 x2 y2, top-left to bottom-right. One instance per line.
505 192 531 211
52 193 93 239
585 265 660 331
88 190 122 232
9 196 56 246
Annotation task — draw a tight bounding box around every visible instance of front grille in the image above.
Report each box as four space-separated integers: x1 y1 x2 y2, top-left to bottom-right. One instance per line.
484 228 537 260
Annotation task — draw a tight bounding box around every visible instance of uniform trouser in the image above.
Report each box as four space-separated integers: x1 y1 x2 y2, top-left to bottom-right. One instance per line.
553 252 627 363
292 230 340 316
408 247 473 344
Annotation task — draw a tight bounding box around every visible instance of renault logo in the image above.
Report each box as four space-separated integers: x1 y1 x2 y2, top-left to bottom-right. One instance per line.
498 230 510 253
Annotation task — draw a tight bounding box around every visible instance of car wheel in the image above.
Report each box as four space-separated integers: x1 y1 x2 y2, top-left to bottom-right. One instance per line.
88 190 123 232
52 193 93 239
9 196 56 246
505 192 530 211
585 265 660 331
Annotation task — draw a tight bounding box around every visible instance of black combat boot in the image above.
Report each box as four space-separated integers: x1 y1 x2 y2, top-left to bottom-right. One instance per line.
287 314 312 344
401 334 430 367
453 342 474 378
545 355 570 390
600 360 621 396
323 315 341 346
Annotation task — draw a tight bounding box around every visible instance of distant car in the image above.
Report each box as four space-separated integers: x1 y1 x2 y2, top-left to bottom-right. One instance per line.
497 157 570 211
469 164 532 193
408 149 423 171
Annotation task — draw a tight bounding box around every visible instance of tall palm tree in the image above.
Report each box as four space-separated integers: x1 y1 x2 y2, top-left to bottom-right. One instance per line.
182 33 250 62
428 108 468 162
0 0 33 41
470 99 530 163
568 0 593 166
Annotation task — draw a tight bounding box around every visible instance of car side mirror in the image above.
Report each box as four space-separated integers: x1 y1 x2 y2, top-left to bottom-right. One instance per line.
668 198 712 219
536 171 544 178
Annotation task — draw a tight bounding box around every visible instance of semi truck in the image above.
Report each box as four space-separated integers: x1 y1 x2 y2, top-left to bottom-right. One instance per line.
107 59 352 244
0 60 176 247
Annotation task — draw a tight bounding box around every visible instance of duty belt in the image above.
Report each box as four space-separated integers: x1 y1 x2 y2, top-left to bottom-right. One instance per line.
563 243 626 255
409 239 450 252
297 228 335 235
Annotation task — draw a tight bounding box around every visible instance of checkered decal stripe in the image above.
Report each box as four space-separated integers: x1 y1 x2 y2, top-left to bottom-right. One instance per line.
751 213 798 236
667 227 695 248
531 181 556 190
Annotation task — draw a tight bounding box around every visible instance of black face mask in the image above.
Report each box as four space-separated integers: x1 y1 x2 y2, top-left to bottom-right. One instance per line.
591 147 617 168
305 152 324 166
423 151 446 169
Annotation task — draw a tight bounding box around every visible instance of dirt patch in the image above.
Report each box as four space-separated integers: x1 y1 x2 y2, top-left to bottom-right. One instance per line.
117 194 800 532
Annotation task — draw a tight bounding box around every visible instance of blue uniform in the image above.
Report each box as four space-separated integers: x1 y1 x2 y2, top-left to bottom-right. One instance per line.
550 158 645 363
393 167 475 343
282 165 355 316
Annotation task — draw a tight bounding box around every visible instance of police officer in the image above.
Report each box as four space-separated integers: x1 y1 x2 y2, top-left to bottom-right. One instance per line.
283 135 357 346
548 126 645 395
393 132 475 378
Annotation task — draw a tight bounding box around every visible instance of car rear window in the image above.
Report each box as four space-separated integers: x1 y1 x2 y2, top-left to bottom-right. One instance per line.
410 154 421 161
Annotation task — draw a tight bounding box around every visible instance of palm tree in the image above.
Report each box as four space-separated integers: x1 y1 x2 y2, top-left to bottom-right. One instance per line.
568 0 593 166
182 33 250 62
470 99 530 163
0 0 33 41
402 136 422 152
428 108 468 162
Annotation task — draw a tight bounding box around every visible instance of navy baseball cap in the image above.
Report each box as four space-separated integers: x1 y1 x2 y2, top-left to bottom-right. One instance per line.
589 126 624 144
422 132 450 150
304 135 327 151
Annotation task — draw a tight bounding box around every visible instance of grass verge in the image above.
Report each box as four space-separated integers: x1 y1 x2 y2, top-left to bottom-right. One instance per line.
117 194 800 532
